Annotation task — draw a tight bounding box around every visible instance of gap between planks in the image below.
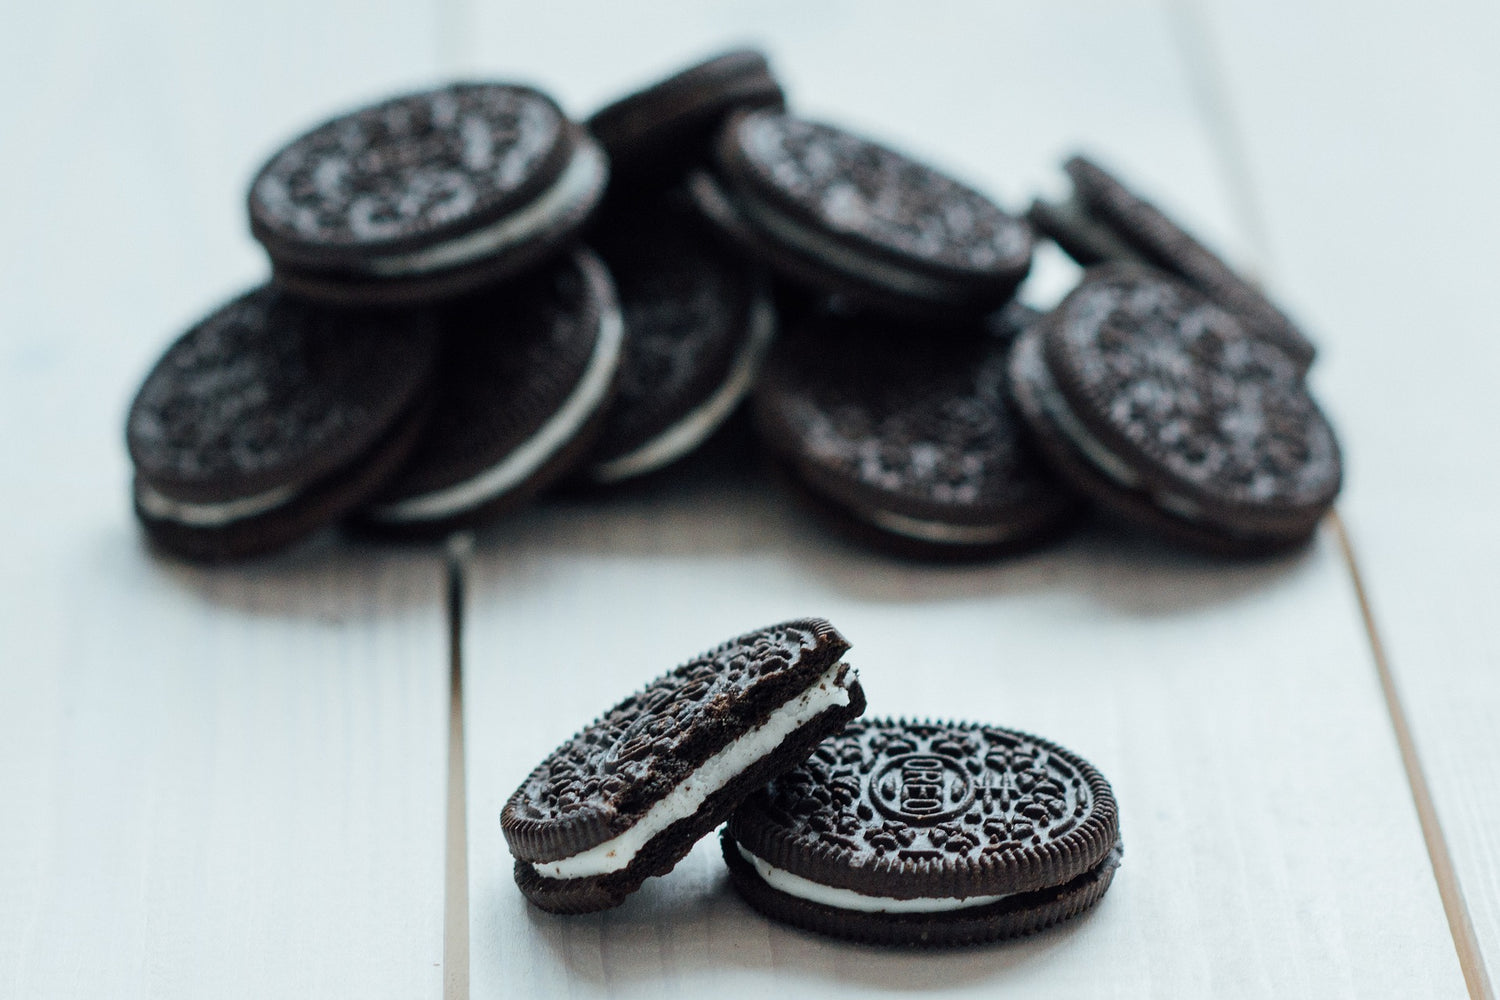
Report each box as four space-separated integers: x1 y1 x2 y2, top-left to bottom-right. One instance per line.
444 533 474 1000
1167 2 1492 996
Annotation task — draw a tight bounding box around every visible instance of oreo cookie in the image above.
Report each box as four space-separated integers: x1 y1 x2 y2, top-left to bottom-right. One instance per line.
127 286 438 561
1028 155 1315 368
690 110 1033 318
1009 263 1342 555
357 249 623 533
753 304 1082 557
585 194 775 483
502 619 865 914
723 719 1122 947
249 83 608 306
588 49 785 188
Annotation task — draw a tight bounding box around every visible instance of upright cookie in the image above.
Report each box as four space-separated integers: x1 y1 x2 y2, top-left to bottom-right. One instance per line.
588 49 785 187
1009 263 1342 555
502 618 866 914
690 110 1032 318
357 249 624 534
585 193 775 483
1028 155 1315 368
754 304 1082 557
127 286 438 561
249 83 608 305
723 719 1122 947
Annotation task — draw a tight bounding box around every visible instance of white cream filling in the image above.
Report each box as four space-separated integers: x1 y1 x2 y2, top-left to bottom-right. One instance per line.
735 843 1008 913
530 662 856 881
364 254 623 523
734 188 968 302
362 139 607 277
135 480 299 528
590 288 776 483
862 508 1022 546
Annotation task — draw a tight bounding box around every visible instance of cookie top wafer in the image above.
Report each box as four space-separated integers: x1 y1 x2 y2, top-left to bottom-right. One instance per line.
1040 264 1340 537
127 286 438 504
696 110 1032 315
588 49 785 184
754 305 1081 554
504 618 856 862
1032 155 1315 368
249 83 607 304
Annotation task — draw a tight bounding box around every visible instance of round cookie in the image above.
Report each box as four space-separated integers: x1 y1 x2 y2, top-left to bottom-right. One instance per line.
588 49 785 188
1009 263 1342 555
249 82 608 306
1028 155 1315 369
723 719 1122 947
127 286 438 561
690 110 1032 318
357 249 624 534
585 193 776 483
502 618 866 914
753 304 1082 558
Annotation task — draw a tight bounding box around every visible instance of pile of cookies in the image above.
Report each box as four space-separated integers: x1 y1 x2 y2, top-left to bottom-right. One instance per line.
124 47 1342 562
502 618 1122 946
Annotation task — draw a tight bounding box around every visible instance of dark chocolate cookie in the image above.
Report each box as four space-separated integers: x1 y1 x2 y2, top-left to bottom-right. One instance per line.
753 304 1082 557
249 83 608 305
502 618 866 914
691 110 1032 317
588 49 785 187
1028 155 1315 368
585 192 775 483
723 718 1121 947
356 249 624 534
1009 263 1341 554
126 286 438 561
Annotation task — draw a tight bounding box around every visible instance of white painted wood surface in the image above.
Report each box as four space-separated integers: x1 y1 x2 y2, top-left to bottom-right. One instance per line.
1195 3 1500 992
462 4 1467 995
0 4 451 997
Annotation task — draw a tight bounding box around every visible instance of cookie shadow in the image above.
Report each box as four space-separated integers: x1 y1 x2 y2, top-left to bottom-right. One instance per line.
507 852 1092 993
469 446 1312 617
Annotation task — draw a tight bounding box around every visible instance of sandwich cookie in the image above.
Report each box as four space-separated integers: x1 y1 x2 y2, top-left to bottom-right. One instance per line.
127 286 438 561
1009 263 1342 555
585 194 776 483
249 82 608 306
502 618 865 914
588 49 785 189
690 110 1032 318
753 304 1082 558
723 719 1122 947
1028 155 1315 368
358 249 623 534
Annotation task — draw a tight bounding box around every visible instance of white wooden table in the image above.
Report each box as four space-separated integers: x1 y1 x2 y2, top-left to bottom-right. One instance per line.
1 3 1492 997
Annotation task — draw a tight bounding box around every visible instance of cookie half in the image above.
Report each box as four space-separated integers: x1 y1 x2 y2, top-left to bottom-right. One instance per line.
1010 263 1342 555
126 286 438 561
690 110 1032 318
502 618 866 914
249 83 608 305
585 192 776 483
723 718 1122 947
588 49 785 187
1028 155 1315 368
357 249 624 534
753 304 1082 557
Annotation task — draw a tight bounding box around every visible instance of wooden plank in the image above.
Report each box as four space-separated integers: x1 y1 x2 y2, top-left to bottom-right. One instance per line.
461 3 1466 995
1190 3 1500 992
0 3 451 997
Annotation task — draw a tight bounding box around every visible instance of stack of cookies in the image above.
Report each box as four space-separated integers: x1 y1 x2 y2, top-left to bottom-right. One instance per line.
502 618 1123 947
125 48 1342 562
